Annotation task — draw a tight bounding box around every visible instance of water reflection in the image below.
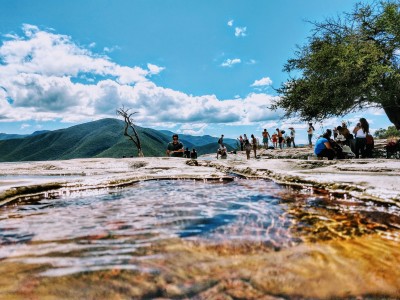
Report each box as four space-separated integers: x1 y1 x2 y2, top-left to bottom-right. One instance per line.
0 179 399 298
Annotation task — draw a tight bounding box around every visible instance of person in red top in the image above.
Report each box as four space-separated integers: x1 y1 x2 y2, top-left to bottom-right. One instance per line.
271 133 278 149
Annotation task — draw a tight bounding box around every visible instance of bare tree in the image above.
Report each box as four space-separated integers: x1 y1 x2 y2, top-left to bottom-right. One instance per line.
116 106 144 157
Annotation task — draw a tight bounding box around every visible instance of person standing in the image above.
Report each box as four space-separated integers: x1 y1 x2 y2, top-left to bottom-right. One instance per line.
271 132 278 149
244 139 251 159
276 128 283 149
251 134 258 158
243 134 249 143
262 129 270 149
218 134 224 147
353 118 369 158
166 134 184 157
238 135 244 151
289 127 296 148
307 123 315 147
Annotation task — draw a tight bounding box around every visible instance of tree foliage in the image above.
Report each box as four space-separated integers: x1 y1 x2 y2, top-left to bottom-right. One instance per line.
374 125 400 138
275 1 400 129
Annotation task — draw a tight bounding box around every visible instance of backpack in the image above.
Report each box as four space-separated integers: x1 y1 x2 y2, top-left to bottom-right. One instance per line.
366 134 374 145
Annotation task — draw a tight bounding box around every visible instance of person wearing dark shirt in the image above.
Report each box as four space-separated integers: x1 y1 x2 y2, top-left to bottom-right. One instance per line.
184 147 191 158
166 134 184 157
190 148 198 159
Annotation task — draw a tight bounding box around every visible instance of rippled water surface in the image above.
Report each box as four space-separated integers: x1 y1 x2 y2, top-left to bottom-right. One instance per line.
1 179 399 299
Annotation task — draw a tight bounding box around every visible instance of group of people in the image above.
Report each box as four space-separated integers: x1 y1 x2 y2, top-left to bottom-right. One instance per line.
314 118 374 160
238 128 297 152
235 134 259 159
166 118 374 161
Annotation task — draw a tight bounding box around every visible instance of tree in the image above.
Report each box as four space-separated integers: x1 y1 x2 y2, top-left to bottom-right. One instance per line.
116 106 144 157
275 1 400 130
374 125 400 138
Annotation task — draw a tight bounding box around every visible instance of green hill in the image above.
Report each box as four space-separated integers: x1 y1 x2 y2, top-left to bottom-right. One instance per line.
0 119 173 162
0 118 231 162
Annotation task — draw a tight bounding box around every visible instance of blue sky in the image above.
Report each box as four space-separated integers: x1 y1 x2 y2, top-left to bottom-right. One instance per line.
0 0 392 143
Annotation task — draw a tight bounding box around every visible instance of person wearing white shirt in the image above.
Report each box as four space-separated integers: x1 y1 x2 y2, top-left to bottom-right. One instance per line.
353 118 369 158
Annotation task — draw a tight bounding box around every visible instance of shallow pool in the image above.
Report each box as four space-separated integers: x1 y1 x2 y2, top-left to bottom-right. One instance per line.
0 179 399 299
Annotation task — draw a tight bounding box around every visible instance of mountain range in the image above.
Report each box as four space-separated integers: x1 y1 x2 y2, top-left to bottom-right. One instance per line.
0 118 235 162
0 130 50 141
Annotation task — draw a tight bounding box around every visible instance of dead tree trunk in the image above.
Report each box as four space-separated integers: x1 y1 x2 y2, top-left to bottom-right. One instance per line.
116 106 144 157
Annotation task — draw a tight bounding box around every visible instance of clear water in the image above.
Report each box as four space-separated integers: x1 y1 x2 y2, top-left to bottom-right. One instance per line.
1 179 399 299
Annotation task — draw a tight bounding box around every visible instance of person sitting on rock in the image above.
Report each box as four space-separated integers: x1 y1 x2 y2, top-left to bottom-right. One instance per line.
217 145 227 159
335 126 347 144
190 148 198 159
166 134 184 157
184 147 191 158
314 129 335 160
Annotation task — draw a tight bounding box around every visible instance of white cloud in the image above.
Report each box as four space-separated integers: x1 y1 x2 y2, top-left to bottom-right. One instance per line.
0 25 152 83
22 24 39 37
227 20 234 27
178 123 208 135
20 123 31 129
251 77 273 87
89 42 96 48
3 33 20 40
103 45 120 53
0 24 286 128
235 27 247 37
259 121 279 130
147 63 165 75
221 58 241 67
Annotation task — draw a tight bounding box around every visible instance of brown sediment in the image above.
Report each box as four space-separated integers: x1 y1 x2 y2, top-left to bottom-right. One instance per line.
0 235 399 299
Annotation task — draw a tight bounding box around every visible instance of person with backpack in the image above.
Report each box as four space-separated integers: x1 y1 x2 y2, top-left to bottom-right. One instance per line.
218 134 224 147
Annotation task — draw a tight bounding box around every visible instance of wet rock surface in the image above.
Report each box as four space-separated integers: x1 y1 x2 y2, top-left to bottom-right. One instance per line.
0 146 399 205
